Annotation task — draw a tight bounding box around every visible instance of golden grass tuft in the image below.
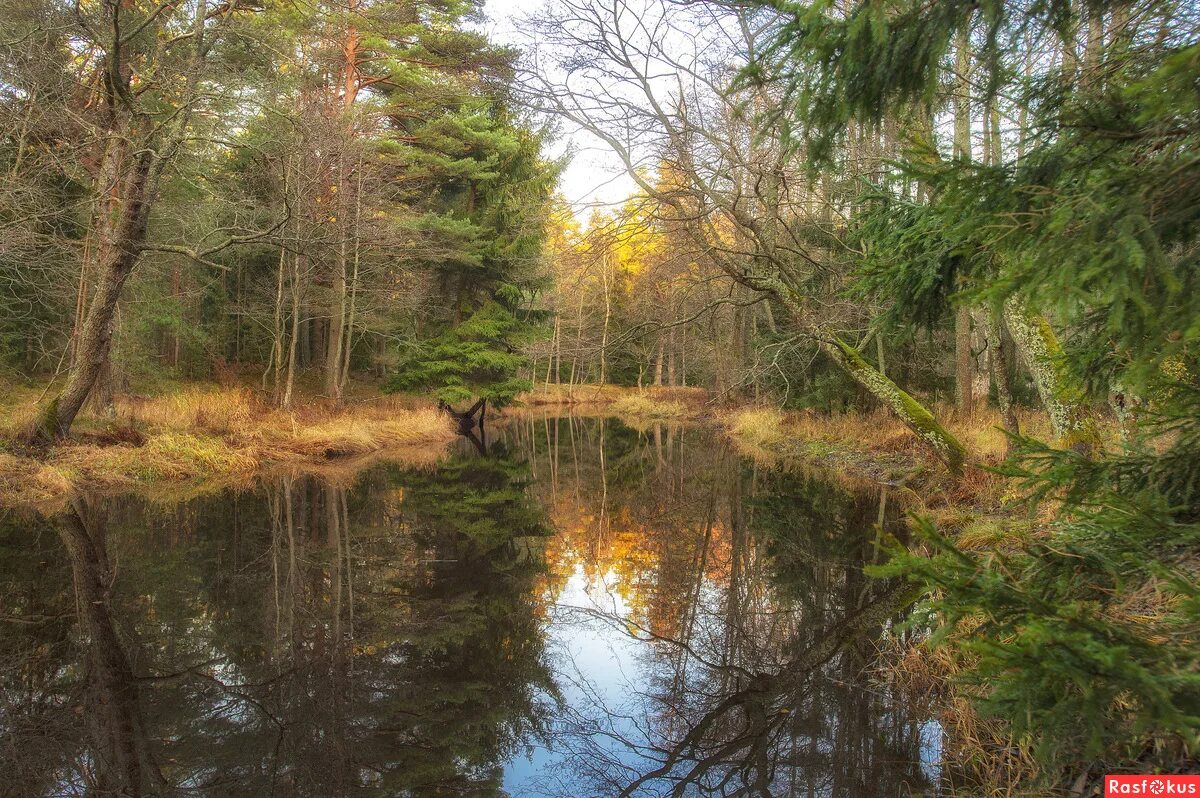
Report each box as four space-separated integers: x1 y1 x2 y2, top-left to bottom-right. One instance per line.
53 432 258 486
726 407 786 449
276 409 451 458
609 392 689 419
518 383 707 408
114 386 262 435
0 452 72 507
0 381 457 507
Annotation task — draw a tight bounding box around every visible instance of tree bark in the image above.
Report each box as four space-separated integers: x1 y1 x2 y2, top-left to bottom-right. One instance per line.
984 309 1020 453
599 251 611 385
25 146 154 443
24 0 210 442
955 304 975 416
283 253 303 409
667 324 677 386
953 25 975 417
1003 297 1096 452
819 333 967 475
654 337 664 386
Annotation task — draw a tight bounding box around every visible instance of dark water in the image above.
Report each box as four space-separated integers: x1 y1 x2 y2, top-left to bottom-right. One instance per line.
0 415 941 797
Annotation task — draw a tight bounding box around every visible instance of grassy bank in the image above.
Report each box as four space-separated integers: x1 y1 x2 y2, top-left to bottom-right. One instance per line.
0 383 455 508
518 383 707 412
721 403 1059 517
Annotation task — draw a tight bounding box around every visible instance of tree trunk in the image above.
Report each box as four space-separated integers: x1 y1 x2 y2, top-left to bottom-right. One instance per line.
984 309 1020 453
599 251 611 385
1003 297 1096 452
765 282 967 473
25 146 154 443
283 253 303 409
654 337 664 386
819 333 967 475
955 304 975 416
325 234 348 400
546 315 560 386
338 156 364 394
268 241 287 399
667 324 677 387
952 26 975 418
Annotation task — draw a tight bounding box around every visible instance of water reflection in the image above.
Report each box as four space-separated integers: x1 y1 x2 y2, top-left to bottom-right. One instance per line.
501 415 938 797
0 416 938 797
0 440 555 796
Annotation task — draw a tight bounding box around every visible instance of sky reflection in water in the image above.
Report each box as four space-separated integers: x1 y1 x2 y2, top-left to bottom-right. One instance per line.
0 414 941 797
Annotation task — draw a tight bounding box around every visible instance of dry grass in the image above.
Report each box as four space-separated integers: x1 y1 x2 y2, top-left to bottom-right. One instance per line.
0 383 456 507
110 386 453 454
278 411 452 458
518 382 708 408
0 452 72 508
726 407 786 449
886 636 1041 796
608 392 689 419
720 403 1052 513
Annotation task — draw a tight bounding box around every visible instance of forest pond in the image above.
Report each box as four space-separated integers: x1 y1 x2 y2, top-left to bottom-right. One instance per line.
1 416 943 797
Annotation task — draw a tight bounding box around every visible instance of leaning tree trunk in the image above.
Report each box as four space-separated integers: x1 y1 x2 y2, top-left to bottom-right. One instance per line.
818 333 967 475
768 283 968 475
24 147 155 444
1002 297 1098 453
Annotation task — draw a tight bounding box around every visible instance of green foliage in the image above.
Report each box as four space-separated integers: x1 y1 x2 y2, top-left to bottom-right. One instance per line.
386 104 556 407
877 482 1200 770
759 0 1200 781
751 0 1082 162
385 300 535 406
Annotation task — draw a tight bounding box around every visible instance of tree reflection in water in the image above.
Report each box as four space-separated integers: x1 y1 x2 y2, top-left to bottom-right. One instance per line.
0 417 939 797
502 415 940 798
0 439 555 796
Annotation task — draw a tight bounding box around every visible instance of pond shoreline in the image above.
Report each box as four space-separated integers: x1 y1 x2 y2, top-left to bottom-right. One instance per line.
1 381 1019 519
0 385 456 510
0 382 1062 792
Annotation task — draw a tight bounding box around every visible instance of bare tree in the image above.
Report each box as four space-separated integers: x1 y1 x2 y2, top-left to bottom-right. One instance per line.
519 0 966 472
22 0 264 442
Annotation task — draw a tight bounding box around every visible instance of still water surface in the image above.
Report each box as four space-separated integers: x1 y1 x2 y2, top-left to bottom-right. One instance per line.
0 415 941 797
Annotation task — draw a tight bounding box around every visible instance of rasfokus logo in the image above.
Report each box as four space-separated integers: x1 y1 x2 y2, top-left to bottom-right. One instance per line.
1106 776 1200 796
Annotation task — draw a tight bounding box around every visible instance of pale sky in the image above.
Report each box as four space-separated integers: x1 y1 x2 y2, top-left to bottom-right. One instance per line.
479 0 638 222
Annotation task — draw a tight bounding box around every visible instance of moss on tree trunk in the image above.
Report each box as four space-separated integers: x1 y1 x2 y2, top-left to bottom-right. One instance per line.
821 334 967 475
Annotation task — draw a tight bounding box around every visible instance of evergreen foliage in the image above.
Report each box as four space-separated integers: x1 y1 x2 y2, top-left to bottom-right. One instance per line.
385 106 557 407
757 0 1200 783
385 299 536 406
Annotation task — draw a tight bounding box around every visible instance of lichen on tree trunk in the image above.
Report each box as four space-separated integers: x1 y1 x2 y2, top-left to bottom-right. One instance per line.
765 282 968 475
984 309 1020 454
1003 297 1098 453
